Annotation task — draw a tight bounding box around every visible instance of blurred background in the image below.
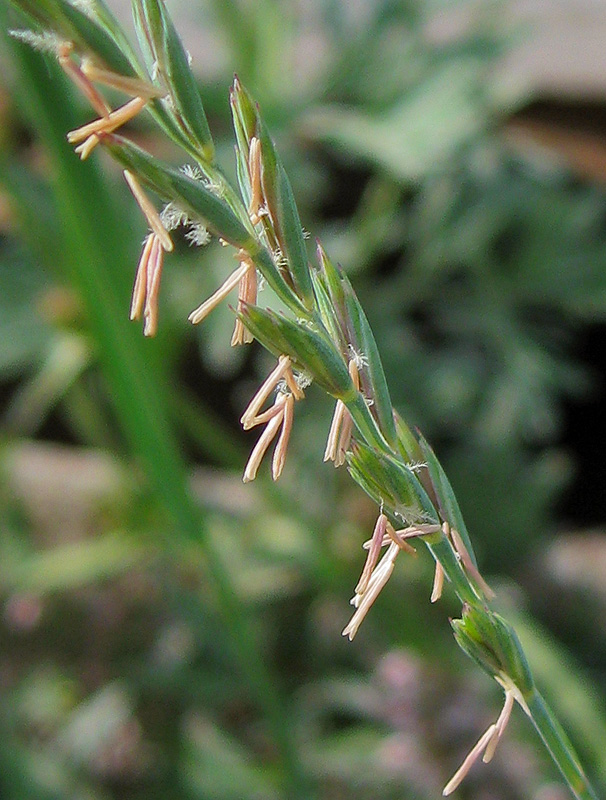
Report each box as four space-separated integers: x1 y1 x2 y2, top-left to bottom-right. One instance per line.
1 0 606 798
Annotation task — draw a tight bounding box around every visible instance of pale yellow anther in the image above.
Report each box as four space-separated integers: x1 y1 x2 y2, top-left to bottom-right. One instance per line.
130 234 155 321
67 95 148 144
483 690 514 763
443 688 516 795
324 358 360 466
384 520 417 555
447 522 495 600
284 367 305 401
335 412 353 467
74 133 100 160
247 136 264 224
231 259 257 346
129 233 165 337
123 171 173 252
272 393 294 480
346 517 435 639
430 562 445 602
189 261 251 325
354 514 388 595
143 234 164 337
81 59 163 99
324 400 347 463
58 43 111 117
343 542 399 640
240 355 292 430
243 403 285 483
241 356 304 482
245 401 285 428
443 725 497 796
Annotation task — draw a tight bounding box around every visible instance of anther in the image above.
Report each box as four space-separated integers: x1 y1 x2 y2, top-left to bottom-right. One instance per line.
123 171 173 252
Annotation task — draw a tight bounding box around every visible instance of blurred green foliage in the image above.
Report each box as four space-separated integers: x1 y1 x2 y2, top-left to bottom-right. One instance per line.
1 1 605 798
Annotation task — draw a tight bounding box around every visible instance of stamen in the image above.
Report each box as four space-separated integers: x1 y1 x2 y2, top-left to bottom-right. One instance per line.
335 410 353 467
80 59 163 98
430 562 445 603
74 133 100 160
243 407 284 483
143 234 164 337
246 399 286 427
343 542 399 640
67 95 148 144
324 359 360 465
324 400 347 463
443 689 516 795
130 233 155 321
58 43 111 117
484 689 515 762
188 261 250 325
241 363 307 481
248 137 263 224
123 170 173 252
344 513 424 640
384 520 417 555
355 514 388 595
362 523 441 549
231 259 257 346
443 725 497 796
241 356 292 430
272 394 294 480
241 356 304 481
284 367 305 400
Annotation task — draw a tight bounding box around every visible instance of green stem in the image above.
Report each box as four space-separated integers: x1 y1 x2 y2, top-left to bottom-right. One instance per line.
5 34 311 800
525 689 599 800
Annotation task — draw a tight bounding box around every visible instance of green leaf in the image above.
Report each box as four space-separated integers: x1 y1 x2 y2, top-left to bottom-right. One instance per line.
306 59 490 182
229 76 260 211
274 161 313 304
89 0 143 71
157 0 214 160
3 32 309 797
393 411 424 463
250 246 309 317
230 75 257 152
